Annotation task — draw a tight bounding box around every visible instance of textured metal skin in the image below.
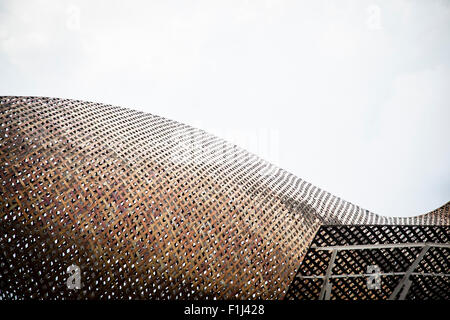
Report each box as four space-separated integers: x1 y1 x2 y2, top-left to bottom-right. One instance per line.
286 224 449 300
0 96 448 300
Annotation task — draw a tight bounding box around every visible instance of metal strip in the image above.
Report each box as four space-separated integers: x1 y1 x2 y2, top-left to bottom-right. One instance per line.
319 249 337 300
311 242 449 251
389 245 431 300
297 272 450 279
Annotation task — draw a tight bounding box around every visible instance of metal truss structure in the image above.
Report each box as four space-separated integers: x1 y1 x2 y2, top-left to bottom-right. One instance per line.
286 225 449 300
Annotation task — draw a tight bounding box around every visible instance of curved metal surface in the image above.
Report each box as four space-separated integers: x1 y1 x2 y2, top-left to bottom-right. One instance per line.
0 96 448 299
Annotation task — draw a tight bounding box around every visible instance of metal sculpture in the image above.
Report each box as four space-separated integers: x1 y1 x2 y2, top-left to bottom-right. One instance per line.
0 96 448 300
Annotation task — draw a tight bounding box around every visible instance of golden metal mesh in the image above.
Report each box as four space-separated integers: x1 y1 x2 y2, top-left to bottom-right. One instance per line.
0 96 448 300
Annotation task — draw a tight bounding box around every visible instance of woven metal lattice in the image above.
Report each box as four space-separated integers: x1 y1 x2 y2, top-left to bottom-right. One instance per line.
285 225 449 300
0 96 448 300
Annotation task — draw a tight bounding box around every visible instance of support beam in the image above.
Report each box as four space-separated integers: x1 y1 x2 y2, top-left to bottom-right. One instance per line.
389 245 430 300
324 282 332 300
297 272 450 279
311 242 449 251
319 249 337 300
398 279 412 300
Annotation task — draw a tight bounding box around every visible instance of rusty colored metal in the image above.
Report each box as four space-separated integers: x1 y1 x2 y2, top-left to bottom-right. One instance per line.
0 96 448 300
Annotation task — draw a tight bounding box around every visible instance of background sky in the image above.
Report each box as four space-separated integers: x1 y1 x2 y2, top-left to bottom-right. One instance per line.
1 0 449 217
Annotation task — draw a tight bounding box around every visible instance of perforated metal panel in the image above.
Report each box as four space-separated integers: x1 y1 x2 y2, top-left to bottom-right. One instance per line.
0 96 448 300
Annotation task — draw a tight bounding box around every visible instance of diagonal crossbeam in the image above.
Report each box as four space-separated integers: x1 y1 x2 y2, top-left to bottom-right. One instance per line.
388 245 430 300
318 249 337 300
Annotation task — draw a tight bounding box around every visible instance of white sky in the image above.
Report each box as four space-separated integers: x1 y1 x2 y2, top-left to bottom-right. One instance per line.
1 0 449 217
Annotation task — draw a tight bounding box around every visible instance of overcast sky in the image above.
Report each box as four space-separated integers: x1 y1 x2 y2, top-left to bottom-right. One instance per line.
1 0 449 217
